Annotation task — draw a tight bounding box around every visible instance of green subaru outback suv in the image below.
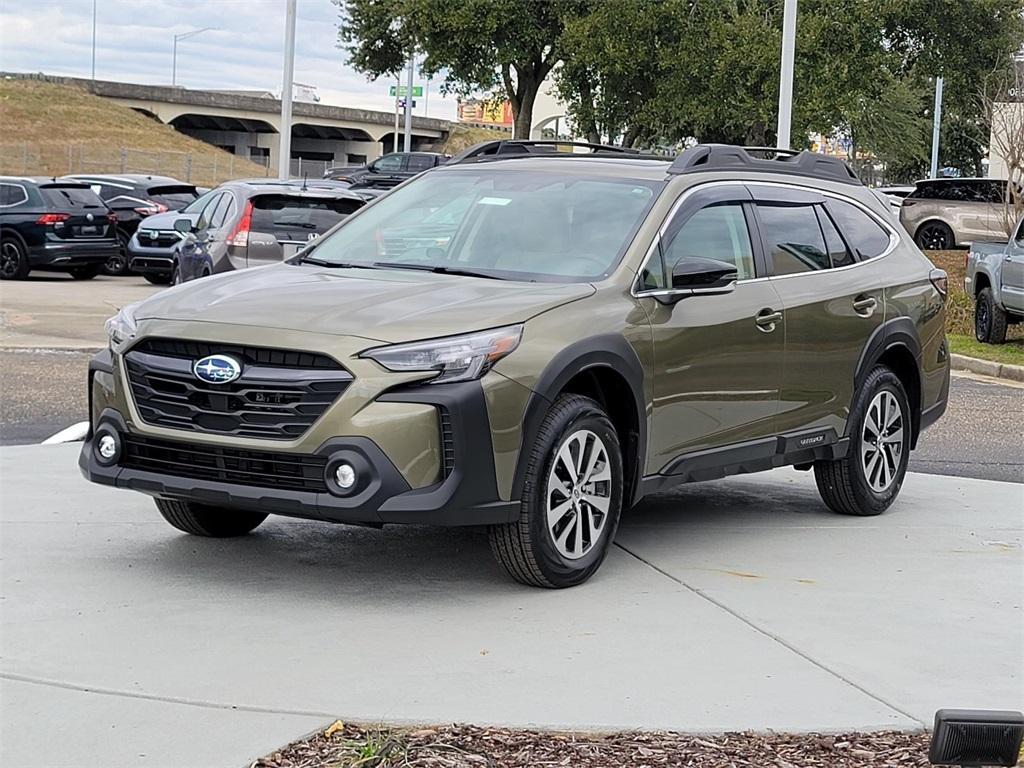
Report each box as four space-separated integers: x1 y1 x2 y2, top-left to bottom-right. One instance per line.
81 141 950 588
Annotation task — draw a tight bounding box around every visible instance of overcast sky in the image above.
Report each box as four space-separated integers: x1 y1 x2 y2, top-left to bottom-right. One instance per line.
0 0 459 119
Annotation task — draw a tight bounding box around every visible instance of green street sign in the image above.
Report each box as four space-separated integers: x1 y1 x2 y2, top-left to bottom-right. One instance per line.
389 85 424 98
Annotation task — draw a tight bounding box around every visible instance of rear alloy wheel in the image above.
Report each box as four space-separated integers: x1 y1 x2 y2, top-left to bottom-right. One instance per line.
103 231 131 276
814 366 911 516
69 264 101 280
914 221 954 250
975 287 1008 344
0 238 30 280
155 498 267 537
489 394 623 588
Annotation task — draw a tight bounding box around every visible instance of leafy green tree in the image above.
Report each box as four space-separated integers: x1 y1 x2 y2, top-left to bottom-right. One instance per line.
336 0 584 139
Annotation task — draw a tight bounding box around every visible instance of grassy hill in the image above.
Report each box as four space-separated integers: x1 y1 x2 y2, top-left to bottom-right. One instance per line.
0 78 270 186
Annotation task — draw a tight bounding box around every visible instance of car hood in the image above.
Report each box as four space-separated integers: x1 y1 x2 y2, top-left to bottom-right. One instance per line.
137 210 197 231
134 262 595 343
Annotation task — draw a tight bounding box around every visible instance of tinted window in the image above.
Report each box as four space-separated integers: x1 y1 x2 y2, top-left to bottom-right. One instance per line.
208 194 234 229
195 192 225 229
1015 218 1024 245
910 180 1005 203
827 200 891 260
147 185 197 210
659 203 755 284
250 195 364 240
40 185 105 209
0 183 28 207
758 204 829 274
374 154 404 171
816 207 854 268
406 155 435 172
304 170 661 282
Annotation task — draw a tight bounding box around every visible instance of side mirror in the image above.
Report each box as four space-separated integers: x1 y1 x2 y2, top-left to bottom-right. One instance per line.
173 217 193 234
671 257 738 293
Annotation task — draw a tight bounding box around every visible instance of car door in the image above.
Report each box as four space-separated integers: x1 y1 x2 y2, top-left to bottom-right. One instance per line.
752 185 891 439
368 153 406 187
1002 217 1024 312
637 184 785 472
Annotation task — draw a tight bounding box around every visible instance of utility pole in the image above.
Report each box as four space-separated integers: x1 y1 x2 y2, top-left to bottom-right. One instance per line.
393 73 400 153
930 76 944 179
402 54 414 153
776 0 798 149
278 0 297 180
91 0 97 81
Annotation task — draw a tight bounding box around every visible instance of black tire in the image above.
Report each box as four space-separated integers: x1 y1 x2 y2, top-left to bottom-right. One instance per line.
155 498 267 537
488 395 623 588
144 272 172 285
974 287 1008 344
813 366 911 516
103 231 131 276
0 237 30 280
69 265 101 280
913 220 954 250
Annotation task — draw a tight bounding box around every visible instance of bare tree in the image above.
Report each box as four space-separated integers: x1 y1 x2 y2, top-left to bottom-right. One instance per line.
982 58 1024 235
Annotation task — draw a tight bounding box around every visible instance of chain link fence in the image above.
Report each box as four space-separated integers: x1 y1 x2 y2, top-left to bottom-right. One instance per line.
0 143 273 188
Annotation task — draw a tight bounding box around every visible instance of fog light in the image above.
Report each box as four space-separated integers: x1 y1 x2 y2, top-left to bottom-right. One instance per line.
95 432 119 464
334 463 356 490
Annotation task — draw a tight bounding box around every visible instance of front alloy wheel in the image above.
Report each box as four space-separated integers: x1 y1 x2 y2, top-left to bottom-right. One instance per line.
489 394 623 588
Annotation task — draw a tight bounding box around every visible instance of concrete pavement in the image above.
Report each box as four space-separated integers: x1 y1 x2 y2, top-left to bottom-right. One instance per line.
1 443 1021 767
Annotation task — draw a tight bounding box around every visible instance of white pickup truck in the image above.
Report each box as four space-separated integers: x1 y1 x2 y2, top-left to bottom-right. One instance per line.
966 214 1024 343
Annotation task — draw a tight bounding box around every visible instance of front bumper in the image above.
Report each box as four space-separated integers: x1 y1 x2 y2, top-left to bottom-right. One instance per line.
28 240 118 267
79 350 519 527
127 235 177 275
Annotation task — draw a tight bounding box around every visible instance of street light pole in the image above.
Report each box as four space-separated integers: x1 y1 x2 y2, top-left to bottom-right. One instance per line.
278 0 297 180
402 54 414 152
776 0 798 149
91 0 97 81
172 27 215 87
930 76 944 179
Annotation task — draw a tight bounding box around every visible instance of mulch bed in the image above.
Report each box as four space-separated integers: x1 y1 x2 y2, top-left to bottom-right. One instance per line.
253 722 937 768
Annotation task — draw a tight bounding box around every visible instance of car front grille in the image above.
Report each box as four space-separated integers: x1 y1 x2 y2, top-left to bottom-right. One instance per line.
139 231 181 249
121 434 327 492
123 339 352 440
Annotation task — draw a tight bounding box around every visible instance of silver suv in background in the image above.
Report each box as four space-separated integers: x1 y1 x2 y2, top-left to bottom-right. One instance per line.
966 214 1024 343
171 180 365 283
900 178 1020 249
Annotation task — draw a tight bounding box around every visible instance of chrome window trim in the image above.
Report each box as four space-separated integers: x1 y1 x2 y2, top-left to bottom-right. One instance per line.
631 179 901 298
0 182 29 208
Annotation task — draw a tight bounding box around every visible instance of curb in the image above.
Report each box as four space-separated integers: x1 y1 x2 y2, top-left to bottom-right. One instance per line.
950 353 1024 383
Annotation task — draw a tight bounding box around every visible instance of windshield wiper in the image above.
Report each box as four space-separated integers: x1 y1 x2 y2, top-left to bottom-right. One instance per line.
300 256 379 269
374 262 504 280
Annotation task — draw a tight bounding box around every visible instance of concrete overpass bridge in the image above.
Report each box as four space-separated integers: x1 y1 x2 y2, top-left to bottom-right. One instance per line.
28 75 451 170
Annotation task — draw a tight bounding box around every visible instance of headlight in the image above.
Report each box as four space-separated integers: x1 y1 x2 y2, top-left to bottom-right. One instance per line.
104 304 138 350
361 325 522 384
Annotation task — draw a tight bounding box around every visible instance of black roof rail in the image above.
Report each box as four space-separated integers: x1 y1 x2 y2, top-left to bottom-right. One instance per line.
448 139 664 164
668 144 861 185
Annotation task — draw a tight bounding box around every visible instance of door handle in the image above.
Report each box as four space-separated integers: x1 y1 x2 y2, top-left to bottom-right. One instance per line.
755 308 782 333
852 295 878 316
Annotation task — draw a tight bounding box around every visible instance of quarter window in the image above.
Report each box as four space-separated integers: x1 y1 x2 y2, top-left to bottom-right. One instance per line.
656 203 756 287
0 183 28 207
827 200 891 260
757 203 829 274
816 207 854 268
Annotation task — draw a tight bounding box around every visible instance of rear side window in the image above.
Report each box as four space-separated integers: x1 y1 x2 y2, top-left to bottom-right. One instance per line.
406 155 435 172
147 185 197 210
0 183 28 207
826 200 891 260
40 185 105 209
207 194 234 229
250 195 364 239
816 207 854 268
757 203 830 274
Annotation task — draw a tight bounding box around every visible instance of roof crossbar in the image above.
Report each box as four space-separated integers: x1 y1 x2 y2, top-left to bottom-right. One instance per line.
449 139 664 164
668 144 861 185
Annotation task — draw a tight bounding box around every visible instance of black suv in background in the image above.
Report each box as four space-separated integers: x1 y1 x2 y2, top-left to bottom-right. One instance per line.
170 180 365 283
63 174 198 275
324 151 448 188
0 177 119 280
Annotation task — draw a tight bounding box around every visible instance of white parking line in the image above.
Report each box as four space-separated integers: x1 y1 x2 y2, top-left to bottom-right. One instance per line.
40 422 89 445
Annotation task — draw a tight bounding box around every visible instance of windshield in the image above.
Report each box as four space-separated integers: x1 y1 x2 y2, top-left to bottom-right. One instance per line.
301 169 662 282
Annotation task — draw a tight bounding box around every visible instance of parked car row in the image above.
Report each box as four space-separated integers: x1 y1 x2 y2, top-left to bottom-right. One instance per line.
1 173 369 282
897 177 1021 250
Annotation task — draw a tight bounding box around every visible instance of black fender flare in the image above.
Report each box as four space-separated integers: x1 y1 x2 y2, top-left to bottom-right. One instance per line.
510 334 647 506
852 316 923 442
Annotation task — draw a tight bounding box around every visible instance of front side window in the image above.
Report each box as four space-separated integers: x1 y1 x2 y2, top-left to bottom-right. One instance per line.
827 199 891 260
301 169 662 282
374 154 404 171
758 203 829 275
653 203 755 288
1014 218 1024 246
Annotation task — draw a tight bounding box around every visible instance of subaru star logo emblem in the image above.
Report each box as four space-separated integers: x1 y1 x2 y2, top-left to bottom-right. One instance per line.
193 354 242 385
